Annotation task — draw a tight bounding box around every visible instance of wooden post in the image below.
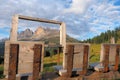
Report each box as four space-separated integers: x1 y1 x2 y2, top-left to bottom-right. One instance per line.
10 15 18 41
60 22 66 69
8 44 19 80
33 44 42 80
66 45 74 77
82 45 89 75
114 46 120 71
103 45 109 72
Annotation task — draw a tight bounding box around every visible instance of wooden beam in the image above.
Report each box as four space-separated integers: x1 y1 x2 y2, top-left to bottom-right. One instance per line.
103 45 109 72
114 45 120 71
66 45 74 77
82 45 89 75
8 44 19 80
10 15 18 41
18 15 62 24
33 44 42 80
61 22 66 69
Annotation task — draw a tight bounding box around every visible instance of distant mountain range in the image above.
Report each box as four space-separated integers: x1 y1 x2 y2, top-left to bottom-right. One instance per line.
0 27 79 56
17 27 79 44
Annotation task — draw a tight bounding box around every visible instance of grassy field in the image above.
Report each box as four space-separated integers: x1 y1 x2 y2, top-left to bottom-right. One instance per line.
89 44 101 63
43 53 63 73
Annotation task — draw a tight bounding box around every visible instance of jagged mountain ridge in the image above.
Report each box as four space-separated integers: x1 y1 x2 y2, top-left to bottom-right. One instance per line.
0 27 78 56
18 27 79 44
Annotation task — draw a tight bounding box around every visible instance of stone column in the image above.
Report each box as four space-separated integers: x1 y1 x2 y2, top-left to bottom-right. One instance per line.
10 15 18 41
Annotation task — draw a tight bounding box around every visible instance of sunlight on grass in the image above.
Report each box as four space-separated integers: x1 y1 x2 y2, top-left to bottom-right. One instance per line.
89 44 101 63
0 65 5 79
43 53 63 72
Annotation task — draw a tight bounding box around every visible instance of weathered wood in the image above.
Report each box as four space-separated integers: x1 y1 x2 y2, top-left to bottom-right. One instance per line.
19 15 62 24
4 41 44 76
58 43 90 76
73 45 84 68
66 45 74 77
10 15 18 41
109 45 116 65
60 23 66 69
114 46 120 71
103 45 109 72
9 14 66 71
82 45 89 75
33 44 42 80
66 43 90 69
8 44 19 80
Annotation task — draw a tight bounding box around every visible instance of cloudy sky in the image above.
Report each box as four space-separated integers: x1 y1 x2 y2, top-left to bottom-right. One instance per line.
0 0 120 40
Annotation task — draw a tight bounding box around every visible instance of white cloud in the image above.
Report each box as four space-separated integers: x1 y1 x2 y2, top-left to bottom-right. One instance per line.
64 0 93 14
0 0 120 40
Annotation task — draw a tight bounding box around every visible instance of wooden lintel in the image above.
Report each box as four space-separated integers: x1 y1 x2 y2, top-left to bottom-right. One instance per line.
18 15 62 24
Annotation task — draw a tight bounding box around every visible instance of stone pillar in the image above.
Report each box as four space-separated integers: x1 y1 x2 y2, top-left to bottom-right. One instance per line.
10 15 18 41
60 22 66 69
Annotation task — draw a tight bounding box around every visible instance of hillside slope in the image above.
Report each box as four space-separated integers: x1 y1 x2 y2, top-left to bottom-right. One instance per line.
83 27 120 44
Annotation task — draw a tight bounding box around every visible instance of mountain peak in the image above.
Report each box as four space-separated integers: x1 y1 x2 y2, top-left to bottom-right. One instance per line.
17 27 78 43
25 28 31 32
34 27 45 35
18 28 33 40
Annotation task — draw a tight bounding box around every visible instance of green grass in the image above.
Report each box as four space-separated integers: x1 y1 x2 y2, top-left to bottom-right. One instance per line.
0 65 5 79
43 63 57 72
89 44 101 63
43 53 63 72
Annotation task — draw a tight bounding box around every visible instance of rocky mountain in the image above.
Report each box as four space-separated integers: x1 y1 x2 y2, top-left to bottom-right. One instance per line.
18 27 79 44
0 27 78 56
18 29 33 40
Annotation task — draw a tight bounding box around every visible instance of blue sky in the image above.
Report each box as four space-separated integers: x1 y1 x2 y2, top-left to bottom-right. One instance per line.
0 0 120 40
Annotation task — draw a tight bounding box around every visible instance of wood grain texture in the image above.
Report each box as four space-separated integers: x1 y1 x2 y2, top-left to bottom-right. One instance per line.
33 44 42 80
8 44 19 80
4 41 44 76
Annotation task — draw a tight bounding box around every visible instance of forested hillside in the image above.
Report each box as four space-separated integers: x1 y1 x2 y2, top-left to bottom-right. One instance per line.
83 27 120 44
